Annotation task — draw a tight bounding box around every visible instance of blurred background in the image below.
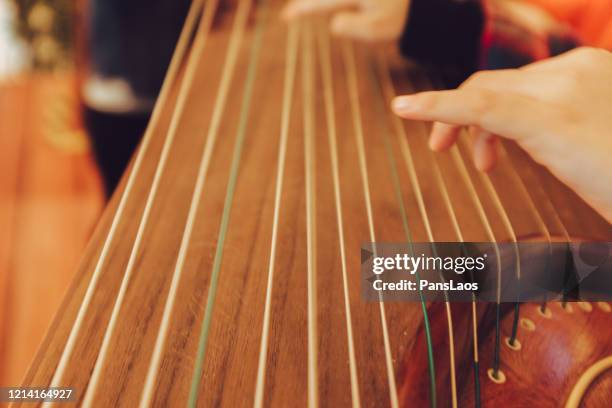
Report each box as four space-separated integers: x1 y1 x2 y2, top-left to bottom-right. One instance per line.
0 0 104 386
1 0 610 392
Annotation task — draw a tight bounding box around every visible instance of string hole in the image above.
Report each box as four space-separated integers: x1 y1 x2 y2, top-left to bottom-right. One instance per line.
578 302 593 312
597 302 611 313
520 318 536 331
538 306 552 319
487 368 506 384
504 337 522 351
561 303 573 313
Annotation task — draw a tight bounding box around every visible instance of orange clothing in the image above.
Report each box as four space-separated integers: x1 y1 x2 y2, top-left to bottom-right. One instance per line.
528 0 612 48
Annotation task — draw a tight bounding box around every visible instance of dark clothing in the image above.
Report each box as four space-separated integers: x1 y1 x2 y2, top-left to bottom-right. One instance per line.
89 0 191 101
84 108 149 197
399 0 580 86
86 0 190 196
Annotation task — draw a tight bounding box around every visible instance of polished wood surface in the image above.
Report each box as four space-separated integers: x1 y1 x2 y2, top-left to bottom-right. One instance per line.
18 1 612 407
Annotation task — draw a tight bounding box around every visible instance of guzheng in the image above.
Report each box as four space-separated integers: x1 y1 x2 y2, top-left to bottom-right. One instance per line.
17 0 612 407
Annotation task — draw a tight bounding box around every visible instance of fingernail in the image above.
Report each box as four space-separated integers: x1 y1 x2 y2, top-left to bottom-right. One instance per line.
392 96 417 113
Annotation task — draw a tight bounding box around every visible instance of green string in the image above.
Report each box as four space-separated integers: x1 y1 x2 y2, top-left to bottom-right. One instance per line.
367 60 437 408
187 2 270 406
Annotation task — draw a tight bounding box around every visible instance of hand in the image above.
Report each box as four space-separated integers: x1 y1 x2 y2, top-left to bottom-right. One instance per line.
282 0 410 42
391 47 612 223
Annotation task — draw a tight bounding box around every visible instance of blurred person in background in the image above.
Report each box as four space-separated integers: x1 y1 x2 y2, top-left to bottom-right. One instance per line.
81 0 191 197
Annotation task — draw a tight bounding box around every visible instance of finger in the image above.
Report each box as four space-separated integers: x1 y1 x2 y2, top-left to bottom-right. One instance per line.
461 69 576 102
391 90 562 143
460 69 527 94
521 47 601 73
429 122 460 151
472 130 499 172
331 12 381 41
461 69 521 90
282 0 359 20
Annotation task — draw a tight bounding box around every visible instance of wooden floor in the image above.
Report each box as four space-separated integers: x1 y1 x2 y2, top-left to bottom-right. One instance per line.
0 73 103 386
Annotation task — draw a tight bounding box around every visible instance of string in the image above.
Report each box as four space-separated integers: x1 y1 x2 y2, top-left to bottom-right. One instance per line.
415 79 496 390
430 146 482 408
504 144 570 241
81 1 219 404
302 22 319 408
41 0 207 403
372 56 438 408
38 4 579 406
432 144 481 408
495 143 552 344
138 0 249 405
496 145 551 242
503 142 571 312
470 300 481 408
316 23 361 408
421 73 503 383
380 69 461 408
342 41 399 408
187 1 271 405
447 145 504 379
460 137 522 357
253 20 299 408
386 71 484 406
471 158 517 370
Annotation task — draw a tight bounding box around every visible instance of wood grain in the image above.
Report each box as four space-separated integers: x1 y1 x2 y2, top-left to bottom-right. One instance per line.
17 1 612 407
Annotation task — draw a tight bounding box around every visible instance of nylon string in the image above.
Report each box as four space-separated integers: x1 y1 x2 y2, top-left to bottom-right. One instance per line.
138 0 250 405
41 0 207 402
426 140 482 408
302 21 320 408
253 20 300 408
485 142 553 345
81 2 220 403
425 110 482 408
459 135 526 364
497 145 551 242
372 56 439 408
187 1 271 405
316 24 361 408
447 145 506 380
428 74 501 382
503 142 570 311
378 70 459 408
41 2 575 406
342 41 399 408
503 144 569 240
384 66 478 408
